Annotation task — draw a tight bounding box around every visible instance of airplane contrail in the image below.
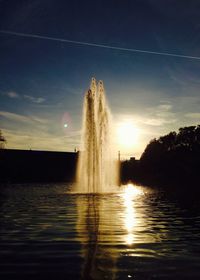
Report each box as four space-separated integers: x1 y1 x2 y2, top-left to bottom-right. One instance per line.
0 29 200 61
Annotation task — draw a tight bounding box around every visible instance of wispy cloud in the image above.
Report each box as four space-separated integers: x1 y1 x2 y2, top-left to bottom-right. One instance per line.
24 95 45 103
142 102 177 126
185 113 200 119
3 91 46 104
142 118 175 126
0 111 32 124
6 91 20 98
158 104 172 111
0 111 48 125
2 128 80 152
114 103 176 128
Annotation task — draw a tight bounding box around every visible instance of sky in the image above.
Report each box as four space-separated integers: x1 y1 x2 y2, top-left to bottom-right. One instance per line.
0 0 200 159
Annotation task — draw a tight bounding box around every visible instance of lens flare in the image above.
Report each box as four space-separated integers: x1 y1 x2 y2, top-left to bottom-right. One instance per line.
61 112 71 134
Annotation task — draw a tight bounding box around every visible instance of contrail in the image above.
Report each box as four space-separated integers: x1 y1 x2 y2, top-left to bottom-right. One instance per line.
0 29 200 61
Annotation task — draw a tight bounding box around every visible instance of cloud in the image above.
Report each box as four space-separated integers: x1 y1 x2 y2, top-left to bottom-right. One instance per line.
0 111 32 124
31 116 49 124
0 111 48 125
143 102 177 125
185 113 200 119
3 128 81 152
157 104 172 111
142 118 175 126
114 105 177 128
5 91 20 98
3 91 46 104
24 95 45 103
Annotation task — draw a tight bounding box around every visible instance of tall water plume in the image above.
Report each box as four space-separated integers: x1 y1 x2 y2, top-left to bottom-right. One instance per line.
75 78 118 193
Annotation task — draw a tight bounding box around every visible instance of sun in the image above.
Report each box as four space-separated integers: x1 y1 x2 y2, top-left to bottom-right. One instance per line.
117 121 139 148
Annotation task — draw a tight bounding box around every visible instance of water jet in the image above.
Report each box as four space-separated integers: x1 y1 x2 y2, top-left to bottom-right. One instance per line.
75 78 118 193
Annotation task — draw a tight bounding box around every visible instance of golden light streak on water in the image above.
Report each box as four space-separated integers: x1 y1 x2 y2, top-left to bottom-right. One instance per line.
122 184 144 245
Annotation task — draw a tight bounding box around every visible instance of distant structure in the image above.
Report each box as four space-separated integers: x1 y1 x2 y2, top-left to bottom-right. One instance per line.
130 157 136 161
0 149 77 183
118 151 121 162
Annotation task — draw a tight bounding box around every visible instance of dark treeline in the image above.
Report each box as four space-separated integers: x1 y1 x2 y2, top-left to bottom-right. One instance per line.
121 125 200 192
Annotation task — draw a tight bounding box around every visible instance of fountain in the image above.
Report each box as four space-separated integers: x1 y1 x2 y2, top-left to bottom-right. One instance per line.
75 78 118 193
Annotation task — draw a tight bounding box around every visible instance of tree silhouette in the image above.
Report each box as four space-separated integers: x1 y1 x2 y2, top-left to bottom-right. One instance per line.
0 130 6 149
140 125 200 162
122 124 200 190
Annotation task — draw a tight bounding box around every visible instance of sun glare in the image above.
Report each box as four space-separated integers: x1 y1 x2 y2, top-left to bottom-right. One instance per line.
117 122 139 148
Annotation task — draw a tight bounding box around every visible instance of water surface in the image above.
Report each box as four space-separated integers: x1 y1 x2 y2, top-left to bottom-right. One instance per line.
0 183 200 279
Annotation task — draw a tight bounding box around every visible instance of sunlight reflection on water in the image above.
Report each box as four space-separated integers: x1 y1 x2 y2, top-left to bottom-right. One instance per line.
123 184 141 245
0 183 200 279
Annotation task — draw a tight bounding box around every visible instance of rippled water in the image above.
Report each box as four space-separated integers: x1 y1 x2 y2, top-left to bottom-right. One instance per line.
0 183 200 279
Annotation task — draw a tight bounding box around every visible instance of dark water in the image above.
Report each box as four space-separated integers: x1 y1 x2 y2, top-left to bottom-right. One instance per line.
0 183 200 279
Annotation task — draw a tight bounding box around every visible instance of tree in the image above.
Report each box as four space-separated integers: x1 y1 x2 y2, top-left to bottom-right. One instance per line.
159 131 177 151
0 130 6 149
140 138 164 163
177 126 196 149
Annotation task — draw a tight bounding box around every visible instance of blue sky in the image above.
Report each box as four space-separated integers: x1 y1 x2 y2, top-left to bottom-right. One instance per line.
0 0 200 158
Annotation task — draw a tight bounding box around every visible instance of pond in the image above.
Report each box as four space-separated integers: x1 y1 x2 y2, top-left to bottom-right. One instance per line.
0 183 200 279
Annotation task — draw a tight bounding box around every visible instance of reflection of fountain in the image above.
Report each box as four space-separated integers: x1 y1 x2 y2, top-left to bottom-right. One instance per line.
76 195 117 280
75 78 118 193
80 196 102 280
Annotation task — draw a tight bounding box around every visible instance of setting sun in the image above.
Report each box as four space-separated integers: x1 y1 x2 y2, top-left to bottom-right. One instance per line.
117 121 139 148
